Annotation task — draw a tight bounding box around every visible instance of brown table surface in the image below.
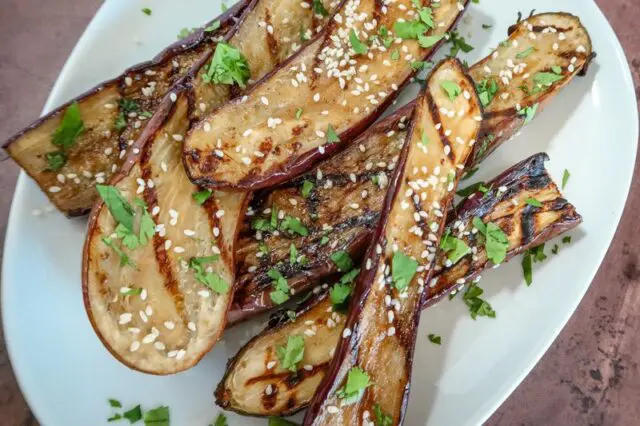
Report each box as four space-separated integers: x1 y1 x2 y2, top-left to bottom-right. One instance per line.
0 0 638 425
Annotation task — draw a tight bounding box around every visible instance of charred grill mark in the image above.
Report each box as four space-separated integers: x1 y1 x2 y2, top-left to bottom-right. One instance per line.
262 386 278 410
531 25 572 33
264 9 281 65
309 21 337 89
246 361 330 387
425 92 455 163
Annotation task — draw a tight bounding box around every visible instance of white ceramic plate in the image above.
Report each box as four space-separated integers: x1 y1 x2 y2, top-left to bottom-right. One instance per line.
3 0 637 425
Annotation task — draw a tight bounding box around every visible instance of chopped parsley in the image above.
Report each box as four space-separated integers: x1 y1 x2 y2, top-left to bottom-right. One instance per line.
202 43 250 88
143 406 169 425
221 2 228 11
211 413 228 426
516 47 536 59
377 25 394 48
330 282 352 307
45 151 67 171
392 251 418 290
268 417 299 426
463 284 496 319
562 169 570 189
411 60 433 71
336 367 371 405
462 166 479 181
96 185 136 231
289 243 298 264
440 230 471 265
177 27 195 39
301 180 314 198
268 268 290 304
427 333 442 345
551 244 560 255
326 124 340 143
121 287 142 296
440 80 461 101
52 102 84 150
320 235 330 245
551 65 563 74
312 0 329 16
295 107 303 119
349 29 368 55
522 251 533 286
280 216 309 236
192 189 213 205
114 113 127 131
525 197 542 207
374 404 393 426
391 49 400 61
418 34 444 48
482 23 492 29
331 250 354 272
447 30 473 57
123 405 143 423
563 236 572 244
476 77 498 107
276 335 305 372
473 218 509 265
189 255 229 294
141 7 152 15
518 103 538 124
204 21 221 33
456 181 488 197
534 71 564 87
101 237 134 267
109 399 122 408
394 20 427 39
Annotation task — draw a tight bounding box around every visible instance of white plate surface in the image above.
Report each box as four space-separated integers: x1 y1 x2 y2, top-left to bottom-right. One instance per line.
2 0 638 425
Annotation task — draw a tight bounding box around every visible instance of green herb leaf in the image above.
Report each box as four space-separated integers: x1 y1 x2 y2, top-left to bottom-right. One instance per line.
192 189 213 205
204 21 221 32
534 72 564 87
476 77 498 107
189 256 229 294
391 49 400 61
281 216 309 236
221 2 228 11
456 181 486 198
320 235 329 245
108 414 122 422
482 23 492 29
312 0 329 16
551 244 559 255
177 27 194 39
143 405 169 426
109 399 122 408
427 333 442 345
440 80 461 101
374 404 393 426
121 287 142 296
411 60 433 70
203 43 250 88
525 197 542 207
268 417 300 426
485 222 509 265
96 185 135 232
211 413 228 426
114 112 127 131
330 282 352 307
518 103 538 124
331 250 354 272
349 29 368 55
252 217 274 232
562 169 570 189
326 124 340 143
418 33 444 48
295 107 303 119
45 151 67 171
142 7 152 15
276 335 305 372
522 251 532 286
416 5 434 28
392 251 418 290
301 180 314 198
52 102 84 149
516 47 535 59
440 231 471 265
447 30 473 56
336 367 371 404
268 268 290 304
102 237 134 267
123 404 143 423
562 236 572 244
394 20 428 40
529 244 547 263
462 167 478 181
463 284 496 320
289 243 298 264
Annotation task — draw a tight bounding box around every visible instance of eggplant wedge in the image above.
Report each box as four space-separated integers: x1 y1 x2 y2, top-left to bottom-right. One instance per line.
301 58 481 425
83 86 248 375
469 12 594 164
183 0 469 190
2 4 243 216
231 11 593 322
216 153 582 416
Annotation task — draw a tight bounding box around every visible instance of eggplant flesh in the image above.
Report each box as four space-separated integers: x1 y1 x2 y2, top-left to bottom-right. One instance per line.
231 11 593 323
217 159 582 416
183 0 468 190
2 5 243 216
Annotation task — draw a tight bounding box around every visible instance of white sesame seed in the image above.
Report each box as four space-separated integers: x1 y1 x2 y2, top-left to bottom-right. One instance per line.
342 328 352 338
130 341 141 352
188 322 197 332
173 246 185 254
327 406 339 414
48 186 61 193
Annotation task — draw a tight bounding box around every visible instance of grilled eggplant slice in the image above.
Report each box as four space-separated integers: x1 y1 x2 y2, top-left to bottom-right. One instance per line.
232 11 593 322
469 12 594 164
303 58 481 425
183 0 469 190
216 153 582 416
83 86 248 375
2 4 243 216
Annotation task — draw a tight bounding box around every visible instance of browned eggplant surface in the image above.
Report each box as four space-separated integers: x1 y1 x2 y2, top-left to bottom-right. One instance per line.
303 57 482 425
231 11 593 323
2 4 243 216
183 0 469 190
83 85 249 375
216 153 582 417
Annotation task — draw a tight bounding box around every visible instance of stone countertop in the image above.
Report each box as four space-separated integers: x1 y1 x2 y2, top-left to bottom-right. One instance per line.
0 0 638 424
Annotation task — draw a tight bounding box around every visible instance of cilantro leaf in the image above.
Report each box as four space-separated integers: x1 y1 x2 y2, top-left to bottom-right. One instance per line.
525 197 542 207
418 33 444 48
392 251 418 290
518 103 538 124
456 181 486 197
441 80 461 101
203 43 250 88
96 185 136 232
551 65 563 74
143 406 169 425
463 284 496 320
204 21 221 32
142 7 152 15
123 404 143 423
52 102 84 149
447 30 473 56
522 251 533 286
312 0 329 16
108 414 123 422
474 218 508 265
330 283 352 307
562 236 572 244
109 399 122 408
268 268 290 304
331 250 354 272
394 20 428 39
102 237 134 267
534 71 564 86
177 27 195 39
289 243 298 264
337 367 371 404
476 77 498 107
45 151 67 171
349 29 368 55
411 60 433 71
211 413 228 426
114 112 127 131
427 333 442 345
280 216 309 236
268 417 299 426
516 47 535 59
440 231 471 264
562 169 570 189
326 124 340 143
295 107 303 119
276 335 305 372
189 255 229 294
301 180 314 198
374 404 393 426
193 189 213 205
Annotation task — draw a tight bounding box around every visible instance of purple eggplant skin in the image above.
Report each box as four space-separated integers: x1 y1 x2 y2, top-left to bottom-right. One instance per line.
2 2 246 216
214 153 582 417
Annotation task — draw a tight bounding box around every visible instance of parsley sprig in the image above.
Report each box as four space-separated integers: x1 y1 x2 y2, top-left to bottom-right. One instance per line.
203 43 250 88
336 367 371 405
276 335 305 372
